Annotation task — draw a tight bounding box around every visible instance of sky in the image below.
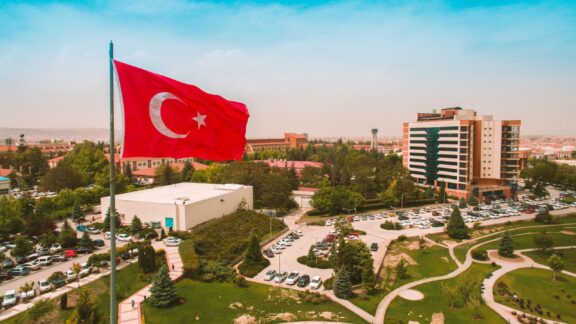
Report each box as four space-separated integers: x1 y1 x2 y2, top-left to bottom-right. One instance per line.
0 0 575 138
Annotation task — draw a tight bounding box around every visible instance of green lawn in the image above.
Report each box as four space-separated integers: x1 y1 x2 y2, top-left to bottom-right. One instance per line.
141 279 367 323
3 259 160 324
350 241 457 315
524 248 576 273
385 263 505 324
476 232 575 252
494 268 576 323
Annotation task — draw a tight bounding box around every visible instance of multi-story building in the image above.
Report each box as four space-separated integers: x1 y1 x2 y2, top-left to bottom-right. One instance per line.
402 107 521 201
245 133 308 154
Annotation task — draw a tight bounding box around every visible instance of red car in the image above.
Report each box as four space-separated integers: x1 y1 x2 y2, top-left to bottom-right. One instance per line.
65 249 77 258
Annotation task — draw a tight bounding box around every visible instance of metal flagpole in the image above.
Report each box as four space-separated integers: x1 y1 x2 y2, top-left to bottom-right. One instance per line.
109 40 118 324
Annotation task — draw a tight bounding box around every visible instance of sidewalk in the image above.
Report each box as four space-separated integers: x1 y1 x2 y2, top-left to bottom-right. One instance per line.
118 245 184 324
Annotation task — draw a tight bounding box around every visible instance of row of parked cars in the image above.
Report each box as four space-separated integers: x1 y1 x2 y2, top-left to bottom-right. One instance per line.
263 269 323 289
262 230 303 257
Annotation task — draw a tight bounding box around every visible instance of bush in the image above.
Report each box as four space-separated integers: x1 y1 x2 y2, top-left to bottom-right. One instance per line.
380 221 402 230
297 255 333 269
238 260 270 278
397 235 407 242
170 230 193 240
471 249 488 261
323 277 334 290
235 274 247 287
308 220 326 226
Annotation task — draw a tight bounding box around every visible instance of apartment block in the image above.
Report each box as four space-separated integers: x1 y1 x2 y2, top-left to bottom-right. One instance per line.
402 107 520 201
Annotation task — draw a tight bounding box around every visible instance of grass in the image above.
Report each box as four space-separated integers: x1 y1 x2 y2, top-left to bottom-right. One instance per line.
350 240 457 315
494 268 576 323
2 260 156 324
141 279 368 323
191 209 287 263
476 232 575 252
179 239 200 275
524 248 576 273
385 263 505 324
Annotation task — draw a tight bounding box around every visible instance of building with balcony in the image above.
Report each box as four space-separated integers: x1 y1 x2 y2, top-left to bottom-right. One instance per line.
402 107 521 201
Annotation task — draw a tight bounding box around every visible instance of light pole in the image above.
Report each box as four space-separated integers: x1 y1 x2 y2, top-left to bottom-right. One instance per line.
269 216 272 239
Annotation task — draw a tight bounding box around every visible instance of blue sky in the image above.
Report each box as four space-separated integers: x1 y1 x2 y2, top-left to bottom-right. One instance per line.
0 0 575 137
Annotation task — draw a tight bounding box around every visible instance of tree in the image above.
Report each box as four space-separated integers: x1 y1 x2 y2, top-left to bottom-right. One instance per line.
333 240 373 283
533 232 554 255
66 288 101 324
24 212 56 237
155 164 178 186
124 163 133 182
39 233 58 249
459 197 467 209
149 265 178 307
59 220 78 248
446 206 469 239
130 215 142 235
71 262 81 288
180 161 195 182
11 235 33 258
160 228 167 240
138 240 157 274
307 245 316 263
535 210 554 224
498 231 515 258
27 299 54 323
333 266 352 299
103 207 121 232
533 181 547 197
71 201 84 224
239 231 269 276
468 194 478 207
60 141 109 186
548 254 564 281
395 259 408 279
39 164 83 192
437 186 447 203
361 262 375 294
79 231 92 250
418 236 427 250
60 293 68 310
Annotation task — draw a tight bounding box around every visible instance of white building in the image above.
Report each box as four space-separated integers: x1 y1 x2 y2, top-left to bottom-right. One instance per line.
100 183 253 231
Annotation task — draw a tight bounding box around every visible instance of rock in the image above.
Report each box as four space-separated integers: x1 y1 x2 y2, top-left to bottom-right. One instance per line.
234 314 256 324
431 312 444 324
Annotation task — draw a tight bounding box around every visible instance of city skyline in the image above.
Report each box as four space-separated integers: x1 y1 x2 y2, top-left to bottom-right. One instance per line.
1 0 575 137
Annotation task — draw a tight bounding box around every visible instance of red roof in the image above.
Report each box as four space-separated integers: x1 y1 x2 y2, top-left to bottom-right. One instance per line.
48 156 65 163
0 146 17 152
297 186 319 192
133 162 208 178
0 168 13 177
254 160 323 169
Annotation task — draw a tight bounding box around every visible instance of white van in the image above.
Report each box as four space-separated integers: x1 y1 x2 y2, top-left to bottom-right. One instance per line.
37 255 53 266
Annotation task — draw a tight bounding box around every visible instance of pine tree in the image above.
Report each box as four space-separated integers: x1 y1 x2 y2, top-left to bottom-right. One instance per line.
243 231 267 267
160 228 167 240
395 259 408 279
334 266 352 299
498 231 515 258
79 231 92 249
103 207 121 232
66 288 101 324
468 194 479 207
149 265 178 307
124 164 133 181
71 201 84 224
446 206 470 239
361 262 375 294
548 254 564 281
307 245 316 264
459 197 467 209
138 240 157 274
59 220 78 248
130 215 142 235
438 186 447 203
180 161 195 182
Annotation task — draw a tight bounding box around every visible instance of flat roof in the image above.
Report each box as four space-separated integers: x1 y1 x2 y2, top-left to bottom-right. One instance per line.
111 182 249 204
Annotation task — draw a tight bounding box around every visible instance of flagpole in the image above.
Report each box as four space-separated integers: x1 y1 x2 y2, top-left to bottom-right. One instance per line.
109 40 118 324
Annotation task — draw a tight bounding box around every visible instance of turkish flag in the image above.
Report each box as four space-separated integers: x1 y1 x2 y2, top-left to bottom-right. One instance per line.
114 60 249 161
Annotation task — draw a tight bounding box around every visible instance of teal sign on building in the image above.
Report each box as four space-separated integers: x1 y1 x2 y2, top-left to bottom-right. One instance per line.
165 217 174 228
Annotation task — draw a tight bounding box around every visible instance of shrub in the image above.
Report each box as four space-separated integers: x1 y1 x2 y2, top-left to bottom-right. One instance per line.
472 249 488 261
397 235 407 242
380 221 402 230
297 255 333 269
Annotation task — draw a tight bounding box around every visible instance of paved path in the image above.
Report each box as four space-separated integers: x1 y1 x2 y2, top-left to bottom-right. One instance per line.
482 246 576 324
118 244 184 324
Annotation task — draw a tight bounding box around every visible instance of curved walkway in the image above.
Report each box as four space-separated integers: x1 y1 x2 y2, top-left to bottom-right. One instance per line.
482 246 576 324
374 221 576 323
118 244 184 324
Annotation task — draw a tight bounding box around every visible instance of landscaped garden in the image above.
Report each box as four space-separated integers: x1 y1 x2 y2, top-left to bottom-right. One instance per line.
385 263 505 324
475 232 575 253
141 279 367 323
494 268 576 323
524 248 576 273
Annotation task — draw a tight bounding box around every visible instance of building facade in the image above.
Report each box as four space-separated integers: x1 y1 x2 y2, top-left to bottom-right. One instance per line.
402 107 521 200
245 133 308 154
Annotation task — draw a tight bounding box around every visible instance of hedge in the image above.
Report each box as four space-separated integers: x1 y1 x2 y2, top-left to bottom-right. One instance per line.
297 256 333 269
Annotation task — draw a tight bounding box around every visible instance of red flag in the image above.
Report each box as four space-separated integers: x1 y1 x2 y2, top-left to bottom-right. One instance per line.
114 60 249 161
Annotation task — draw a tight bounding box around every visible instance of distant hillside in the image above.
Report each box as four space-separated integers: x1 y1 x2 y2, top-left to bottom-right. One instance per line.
0 128 121 143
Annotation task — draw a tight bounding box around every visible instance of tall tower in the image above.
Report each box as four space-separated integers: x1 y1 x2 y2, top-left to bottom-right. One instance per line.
371 128 378 150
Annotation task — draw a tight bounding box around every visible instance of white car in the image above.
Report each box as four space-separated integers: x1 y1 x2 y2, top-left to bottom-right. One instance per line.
79 263 91 277
263 269 277 281
104 232 111 240
50 243 62 253
38 279 53 294
280 240 292 247
0 245 6 253
164 237 182 247
310 276 323 290
270 246 282 254
116 233 132 242
293 230 303 237
285 271 300 285
2 290 18 308
65 269 77 282
325 220 333 226
20 289 36 301
25 259 42 271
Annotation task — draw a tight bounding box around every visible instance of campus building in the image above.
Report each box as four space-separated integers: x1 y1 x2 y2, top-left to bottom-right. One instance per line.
245 133 308 154
100 182 253 231
402 107 521 200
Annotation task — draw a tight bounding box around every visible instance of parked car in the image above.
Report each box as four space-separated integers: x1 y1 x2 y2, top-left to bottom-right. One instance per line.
297 274 310 287
262 249 274 258
38 279 53 294
93 239 105 247
117 233 132 242
8 265 30 276
37 247 49 256
76 224 88 232
65 249 78 258
293 230 303 237
50 243 62 253
53 254 67 262
79 263 91 277
144 232 158 240
263 269 277 281
285 271 300 285
87 227 101 234
4 242 16 249
164 237 181 246
2 257 14 269
2 290 18 308
310 276 323 290
20 288 36 301
27 252 39 261
370 243 379 252
24 259 42 271
65 269 77 282
76 246 92 254
0 271 12 282
104 232 111 240
270 246 282 254
0 244 6 253
36 255 53 266
274 271 288 283
49 272 66 288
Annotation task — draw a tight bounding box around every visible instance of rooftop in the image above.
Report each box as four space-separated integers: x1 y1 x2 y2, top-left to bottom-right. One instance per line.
111 182 249 204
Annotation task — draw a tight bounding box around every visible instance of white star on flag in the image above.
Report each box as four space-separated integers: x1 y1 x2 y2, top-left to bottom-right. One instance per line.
193 112 207 129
